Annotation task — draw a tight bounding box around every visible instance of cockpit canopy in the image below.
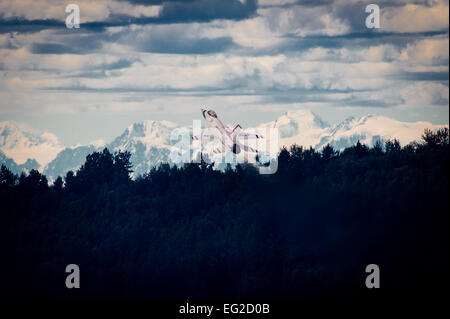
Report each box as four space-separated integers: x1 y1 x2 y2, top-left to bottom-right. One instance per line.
208 110 217 118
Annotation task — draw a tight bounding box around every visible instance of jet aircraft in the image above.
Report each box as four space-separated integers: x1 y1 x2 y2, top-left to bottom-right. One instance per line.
192 108 263 155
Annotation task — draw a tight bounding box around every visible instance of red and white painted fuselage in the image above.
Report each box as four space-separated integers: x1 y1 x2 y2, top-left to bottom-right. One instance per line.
193 108 262 155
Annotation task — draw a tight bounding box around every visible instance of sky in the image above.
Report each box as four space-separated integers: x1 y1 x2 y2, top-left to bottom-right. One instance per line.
0 0 448 146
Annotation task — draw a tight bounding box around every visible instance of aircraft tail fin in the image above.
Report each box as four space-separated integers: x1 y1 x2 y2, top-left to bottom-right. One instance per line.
230 124 242 138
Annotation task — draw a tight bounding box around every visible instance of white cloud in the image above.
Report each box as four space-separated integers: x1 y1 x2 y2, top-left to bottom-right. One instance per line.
0 0 447 125
399 37 449 66
399 82 449 107
0 0 160 22
381 2 449 32
260 5 351 37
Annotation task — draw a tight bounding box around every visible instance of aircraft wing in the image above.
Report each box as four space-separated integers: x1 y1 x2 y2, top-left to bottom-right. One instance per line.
239 144 258 153
192 130 222 142
236 131 264 139
191 134 216 142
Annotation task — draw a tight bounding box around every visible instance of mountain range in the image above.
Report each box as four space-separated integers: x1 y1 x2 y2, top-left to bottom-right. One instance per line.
0 110 445 180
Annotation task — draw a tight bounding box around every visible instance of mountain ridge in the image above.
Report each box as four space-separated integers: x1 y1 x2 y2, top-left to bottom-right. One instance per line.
0 110 446 180
0 120 63 170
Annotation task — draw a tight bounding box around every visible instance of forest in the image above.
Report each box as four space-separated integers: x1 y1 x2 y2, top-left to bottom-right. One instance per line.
0 128 448 298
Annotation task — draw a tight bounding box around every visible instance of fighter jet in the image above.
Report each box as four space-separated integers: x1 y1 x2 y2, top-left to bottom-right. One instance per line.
192 108 263 155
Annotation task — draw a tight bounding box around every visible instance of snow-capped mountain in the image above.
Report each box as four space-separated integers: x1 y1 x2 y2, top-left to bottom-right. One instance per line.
43 120 180 180
0 121 63 170
43 145 100 181
107 120 178 177
316 114 439 150
258 109 330 148
0 150 40 175
259 110 443 151
0 110 446 180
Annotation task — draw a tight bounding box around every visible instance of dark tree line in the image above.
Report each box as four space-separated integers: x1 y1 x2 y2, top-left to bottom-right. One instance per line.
0 128 448 298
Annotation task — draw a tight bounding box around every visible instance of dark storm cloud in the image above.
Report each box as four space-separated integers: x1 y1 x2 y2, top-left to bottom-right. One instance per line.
61 59 137 78
96 59 136 70
259 93 391 107
69 70 126 78
85 0 257 27
137 35 237 54
119 0 195 5
30 37 103 54
119 0 258 19
0 33 18 49
255 31 448 55
31 43 84 54
158 0 257 23
27 29 121 54
331 1 370 34
25 20 237 56
335 98 391 107
0 0 257 34
393 71 450 82
259 0 334 9
0 18 64 34
69 71 112 78
39 81 366 98
40 85 230 94
119 0 257 21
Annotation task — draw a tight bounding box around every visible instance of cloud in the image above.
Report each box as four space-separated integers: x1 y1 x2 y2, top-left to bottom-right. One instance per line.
0 0 257 34
398 36 449 66
0 18 63 34
0 0 160 22
381 1 449 33
64 58 137 78
28 32 106 55
118 0 194 5
260 4 350 37
120 24 238 54
30 42 101 54
399 82 449 107
143 35 237 54
394 71 449 81
157 0 257 23
259 0 334 8
0 0 448 122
